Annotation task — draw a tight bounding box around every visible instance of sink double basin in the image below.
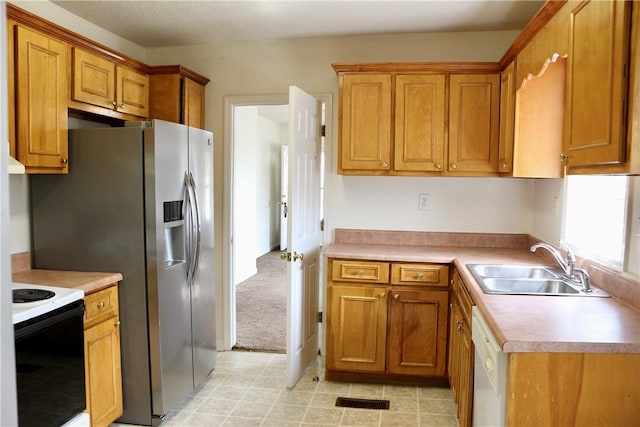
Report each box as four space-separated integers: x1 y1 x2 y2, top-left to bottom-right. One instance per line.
466 264 609 297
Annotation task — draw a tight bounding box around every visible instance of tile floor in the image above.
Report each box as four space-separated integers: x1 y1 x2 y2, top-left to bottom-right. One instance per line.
114 350 458 427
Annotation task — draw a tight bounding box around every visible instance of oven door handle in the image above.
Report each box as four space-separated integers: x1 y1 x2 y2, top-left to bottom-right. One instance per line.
14 300 85 341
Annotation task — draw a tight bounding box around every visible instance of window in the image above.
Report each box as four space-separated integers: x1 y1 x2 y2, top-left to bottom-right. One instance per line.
562 175 629 270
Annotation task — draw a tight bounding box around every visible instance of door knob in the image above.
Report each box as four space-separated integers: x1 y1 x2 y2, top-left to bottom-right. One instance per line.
293 252 304 261
279 252 291 261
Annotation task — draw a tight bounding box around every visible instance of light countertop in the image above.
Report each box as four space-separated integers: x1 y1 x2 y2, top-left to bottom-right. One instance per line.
12 269 122 295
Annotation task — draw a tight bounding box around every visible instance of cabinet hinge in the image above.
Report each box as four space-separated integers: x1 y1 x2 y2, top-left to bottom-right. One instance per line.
317 311 323 323
321 124 326 137
320 219 324 231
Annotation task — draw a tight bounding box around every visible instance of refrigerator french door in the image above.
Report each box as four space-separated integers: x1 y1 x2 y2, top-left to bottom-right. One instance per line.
30 120 216 426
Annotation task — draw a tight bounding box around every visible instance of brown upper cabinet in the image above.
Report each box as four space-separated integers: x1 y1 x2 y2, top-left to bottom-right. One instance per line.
448 73 500 174
11 24 69 174
334 64 501 177
564 0 632 172
149 65 210 130
71 48 149 118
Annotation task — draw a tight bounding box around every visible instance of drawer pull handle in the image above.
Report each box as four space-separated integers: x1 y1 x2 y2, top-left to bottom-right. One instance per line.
357 270 364 276
416 272 424 279
97 301 105 309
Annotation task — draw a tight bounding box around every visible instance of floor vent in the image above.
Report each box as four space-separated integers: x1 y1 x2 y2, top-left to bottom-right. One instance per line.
335 397 390 410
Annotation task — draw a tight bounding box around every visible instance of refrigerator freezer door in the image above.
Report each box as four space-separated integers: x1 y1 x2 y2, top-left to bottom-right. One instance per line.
188 126 217 386
31 128 153 425
144 120 193 419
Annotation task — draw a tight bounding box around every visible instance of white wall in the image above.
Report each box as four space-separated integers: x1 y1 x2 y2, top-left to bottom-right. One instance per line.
255 114 286 255
233 106 258 284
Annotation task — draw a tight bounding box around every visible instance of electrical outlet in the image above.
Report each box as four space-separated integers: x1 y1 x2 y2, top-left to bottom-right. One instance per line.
418 193 430 211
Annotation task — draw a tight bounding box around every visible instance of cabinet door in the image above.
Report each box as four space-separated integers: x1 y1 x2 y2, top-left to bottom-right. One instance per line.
85 316 123 427
387 289 448 376
327 285 388 373
457 319 473 427
394 74 445 172
15 25 68 172
116 66 149 118
339 73 392 174
72 48 116 109
498 62 515 174
565 0 631 169
184 77 206 129
449 74 500 173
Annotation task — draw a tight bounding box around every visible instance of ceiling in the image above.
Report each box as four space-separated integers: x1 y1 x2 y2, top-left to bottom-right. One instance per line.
51 0 545 48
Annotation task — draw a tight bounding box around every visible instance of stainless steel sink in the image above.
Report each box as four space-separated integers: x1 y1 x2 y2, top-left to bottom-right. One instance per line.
469 264 561 279
480 278 579 295
466 264 609 297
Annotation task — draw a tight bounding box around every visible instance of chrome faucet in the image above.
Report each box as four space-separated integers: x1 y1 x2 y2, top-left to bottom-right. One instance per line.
530 242 575 277
530 242 592 293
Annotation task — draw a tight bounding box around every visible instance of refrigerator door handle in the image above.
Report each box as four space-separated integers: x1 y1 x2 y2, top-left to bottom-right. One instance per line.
184 173 195 284
188 172 202 276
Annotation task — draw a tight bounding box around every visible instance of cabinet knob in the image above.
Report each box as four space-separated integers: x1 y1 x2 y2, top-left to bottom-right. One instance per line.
115 320 121 327
560 153 569 161
393 293 400 299
502 163 509 169
111 101 117 107
382 162 388 168
120 104 125 110
357 270 364 276
60 158 68 164
97 301 105 309
450 163 457 170
379 292 385 298
415 272 424 280
435 163 442 169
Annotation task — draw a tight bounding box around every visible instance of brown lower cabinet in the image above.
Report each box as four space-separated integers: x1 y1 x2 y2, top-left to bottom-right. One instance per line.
326 259 449 380
83 284 123 427
448 269 474 427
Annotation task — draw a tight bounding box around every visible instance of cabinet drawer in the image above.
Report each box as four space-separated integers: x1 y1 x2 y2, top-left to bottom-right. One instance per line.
391 264 449 287
331 260 390 283
84 285 119 327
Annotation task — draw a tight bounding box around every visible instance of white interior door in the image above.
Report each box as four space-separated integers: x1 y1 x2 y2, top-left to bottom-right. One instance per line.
280 145 289 251
285 86 322 388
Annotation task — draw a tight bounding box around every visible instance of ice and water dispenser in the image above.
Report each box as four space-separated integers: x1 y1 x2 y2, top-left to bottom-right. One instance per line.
162 200 185 268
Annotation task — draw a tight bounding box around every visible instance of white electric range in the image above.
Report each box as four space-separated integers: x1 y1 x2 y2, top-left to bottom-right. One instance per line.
11 282 84 324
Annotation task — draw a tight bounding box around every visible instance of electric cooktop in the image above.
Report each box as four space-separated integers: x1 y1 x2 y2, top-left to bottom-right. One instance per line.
11 283 84 325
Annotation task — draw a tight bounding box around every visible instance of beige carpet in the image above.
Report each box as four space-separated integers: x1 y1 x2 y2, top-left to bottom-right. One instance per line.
235 250 287 352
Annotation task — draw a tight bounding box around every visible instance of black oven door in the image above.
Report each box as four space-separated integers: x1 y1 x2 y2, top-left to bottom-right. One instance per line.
14 300 86 427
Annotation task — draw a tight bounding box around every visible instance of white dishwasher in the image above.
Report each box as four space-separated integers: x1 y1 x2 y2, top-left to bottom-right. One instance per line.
471 306 507 427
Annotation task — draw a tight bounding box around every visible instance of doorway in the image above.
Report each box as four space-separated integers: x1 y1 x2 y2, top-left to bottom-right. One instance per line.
222 94 331 353
233 104 289 352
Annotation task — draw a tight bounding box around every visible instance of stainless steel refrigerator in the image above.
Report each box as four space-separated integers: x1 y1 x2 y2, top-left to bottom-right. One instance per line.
30 119 216 426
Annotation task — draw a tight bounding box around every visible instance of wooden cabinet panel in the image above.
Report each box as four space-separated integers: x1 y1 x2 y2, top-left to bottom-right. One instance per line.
84 316 123 427
15 25 68 173
565 0 631 169
327 285 388 373
506 352 640 426
184 77 205 129
391 263 449 287
331 260 389 283
394 74 446 172
72 48 149 118
498 61 516 174
388 289 448 376
84 285 123 427
149 68 209 129
72 48 116 109
449 74 500 173
448 270 474 427
116 66 149 117
339 73 392 173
